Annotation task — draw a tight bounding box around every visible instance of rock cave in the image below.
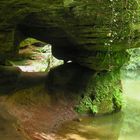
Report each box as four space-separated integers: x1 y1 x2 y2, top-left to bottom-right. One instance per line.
0 0 140 140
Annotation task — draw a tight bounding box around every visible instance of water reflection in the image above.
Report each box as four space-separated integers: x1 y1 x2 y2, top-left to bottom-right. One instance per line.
0 78 140 140
56 79 140 140
56 112 123 140
119 79 140 140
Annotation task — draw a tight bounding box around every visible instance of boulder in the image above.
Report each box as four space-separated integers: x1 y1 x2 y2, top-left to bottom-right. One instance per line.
46 63 123 115
0 0 139 115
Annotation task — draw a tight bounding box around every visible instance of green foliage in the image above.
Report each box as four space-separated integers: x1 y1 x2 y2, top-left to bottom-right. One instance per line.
121 48 140 79
113 88 123 111
75 96 98 114
106 0 140 44
124 48 140 71
75 70 123 115
94 71 123 113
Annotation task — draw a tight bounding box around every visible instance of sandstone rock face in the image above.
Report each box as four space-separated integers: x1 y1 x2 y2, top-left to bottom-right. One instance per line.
0 0 139 115
0 0 139 70
0 66 21 92
46 63 123 115
8 42 63 72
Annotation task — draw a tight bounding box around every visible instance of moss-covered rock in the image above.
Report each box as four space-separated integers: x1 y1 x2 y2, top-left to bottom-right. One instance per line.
75 50 130 71
0 0 139 115
0 0 139 70
46 63 123 115
75 69 123 115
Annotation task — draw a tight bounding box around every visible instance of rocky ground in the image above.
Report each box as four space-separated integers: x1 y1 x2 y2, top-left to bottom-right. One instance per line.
0 75 78 140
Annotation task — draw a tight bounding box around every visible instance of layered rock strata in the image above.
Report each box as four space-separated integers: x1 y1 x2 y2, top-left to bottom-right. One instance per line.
0 0 139 114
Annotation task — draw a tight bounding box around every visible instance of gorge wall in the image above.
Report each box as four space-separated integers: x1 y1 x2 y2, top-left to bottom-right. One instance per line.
0 0 140 115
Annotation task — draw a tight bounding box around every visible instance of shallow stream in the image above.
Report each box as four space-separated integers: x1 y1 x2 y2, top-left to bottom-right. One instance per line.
55 79 140 140
0 79 140 140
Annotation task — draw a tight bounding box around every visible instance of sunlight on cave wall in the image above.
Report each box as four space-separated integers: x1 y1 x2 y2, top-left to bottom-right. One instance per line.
9 38 64 72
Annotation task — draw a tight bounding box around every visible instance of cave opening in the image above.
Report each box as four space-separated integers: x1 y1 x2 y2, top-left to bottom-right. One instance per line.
8 37 64 72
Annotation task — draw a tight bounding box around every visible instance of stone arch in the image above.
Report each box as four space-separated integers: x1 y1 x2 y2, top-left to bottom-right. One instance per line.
13 12 77 63
10 37 64 72
0 0 137 116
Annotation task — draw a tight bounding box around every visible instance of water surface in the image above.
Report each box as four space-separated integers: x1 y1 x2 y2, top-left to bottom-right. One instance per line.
0 79 140 140
56 79 140 140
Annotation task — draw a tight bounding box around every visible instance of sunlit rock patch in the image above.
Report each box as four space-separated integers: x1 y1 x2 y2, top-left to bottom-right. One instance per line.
7 38 64 72
0 1 140 140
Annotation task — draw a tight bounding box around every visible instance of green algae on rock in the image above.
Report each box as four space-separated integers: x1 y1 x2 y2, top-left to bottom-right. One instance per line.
0 0 139 69
75 69 123 115
46 63 123 115
0 0 139 116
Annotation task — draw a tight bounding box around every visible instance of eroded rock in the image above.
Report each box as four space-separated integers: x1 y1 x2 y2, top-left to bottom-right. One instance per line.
0 0 139 70
46 63 123 115
0 0 139 116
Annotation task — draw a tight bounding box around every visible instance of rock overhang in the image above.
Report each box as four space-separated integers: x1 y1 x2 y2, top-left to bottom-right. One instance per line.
0 0 139 70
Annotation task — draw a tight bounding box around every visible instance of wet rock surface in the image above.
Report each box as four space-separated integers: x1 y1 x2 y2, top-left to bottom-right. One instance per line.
0 104 25 140
0 1 139 139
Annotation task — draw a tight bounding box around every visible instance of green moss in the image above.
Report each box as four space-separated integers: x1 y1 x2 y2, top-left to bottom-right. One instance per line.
75 96 98 114
19 38 43 48
77 50 130 71
75 70 124 115
113 88 123 111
